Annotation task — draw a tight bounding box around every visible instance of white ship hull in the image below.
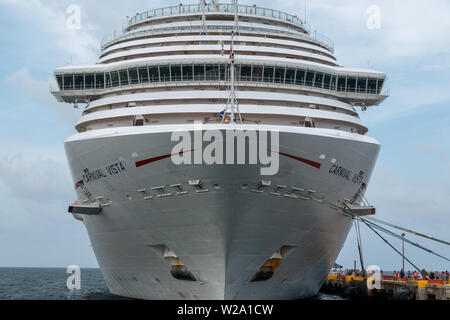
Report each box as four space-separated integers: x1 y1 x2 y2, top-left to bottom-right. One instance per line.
65 124 380 300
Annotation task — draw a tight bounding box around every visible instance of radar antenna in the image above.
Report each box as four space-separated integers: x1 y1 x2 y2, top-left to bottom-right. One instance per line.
221 0 242 124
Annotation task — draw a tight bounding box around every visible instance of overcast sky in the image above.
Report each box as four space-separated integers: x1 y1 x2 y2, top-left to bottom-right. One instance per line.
0 0 449 272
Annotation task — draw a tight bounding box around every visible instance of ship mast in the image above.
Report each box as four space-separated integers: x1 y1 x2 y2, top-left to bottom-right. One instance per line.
222 0 242 124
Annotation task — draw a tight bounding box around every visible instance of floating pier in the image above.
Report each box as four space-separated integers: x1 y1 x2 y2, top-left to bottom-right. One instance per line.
322 275 450 300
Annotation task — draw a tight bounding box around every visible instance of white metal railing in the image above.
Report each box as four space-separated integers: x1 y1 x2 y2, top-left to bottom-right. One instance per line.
126 3 306 31
101 24 334 53
100 3 334 53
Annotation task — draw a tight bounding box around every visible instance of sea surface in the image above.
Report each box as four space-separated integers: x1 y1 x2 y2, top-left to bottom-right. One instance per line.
0 267 342 300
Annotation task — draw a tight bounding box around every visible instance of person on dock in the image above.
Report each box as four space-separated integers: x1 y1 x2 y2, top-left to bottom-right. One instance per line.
400 269 405 280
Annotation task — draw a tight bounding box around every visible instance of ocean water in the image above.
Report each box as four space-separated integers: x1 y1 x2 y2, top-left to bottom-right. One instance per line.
0 268 341 300
0 268 125 300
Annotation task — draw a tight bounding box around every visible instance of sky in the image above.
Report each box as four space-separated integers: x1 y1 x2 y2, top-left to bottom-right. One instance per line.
0 0 448 272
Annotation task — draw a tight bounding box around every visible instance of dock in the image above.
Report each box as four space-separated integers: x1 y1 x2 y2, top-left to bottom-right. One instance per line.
322 275 450 300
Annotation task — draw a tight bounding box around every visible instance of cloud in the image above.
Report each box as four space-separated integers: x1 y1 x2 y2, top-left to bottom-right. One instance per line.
0 0 99 64
6 68 80 125
0 153 73 202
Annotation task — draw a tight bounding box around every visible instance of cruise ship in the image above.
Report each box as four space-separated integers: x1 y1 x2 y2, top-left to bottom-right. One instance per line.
52 1 388 300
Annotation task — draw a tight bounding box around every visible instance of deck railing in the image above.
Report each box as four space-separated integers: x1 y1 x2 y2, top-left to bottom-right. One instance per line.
100 3 334 53
126 3 306 31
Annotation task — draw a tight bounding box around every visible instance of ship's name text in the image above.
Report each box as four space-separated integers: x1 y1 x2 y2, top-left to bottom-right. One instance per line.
82 162 127 183
329 164 364 184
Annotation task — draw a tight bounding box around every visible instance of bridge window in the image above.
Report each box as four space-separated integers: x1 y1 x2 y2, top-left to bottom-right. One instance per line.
314 72 324 88
263 66 274 82
357 78 367 93
171 65 182 81
240 65 252 82
57 63 384 98
219 64 226 81
347 77 356 92
337 76 346 92
128 68 139 84
110 71 119 87
305 71 315 87
159 65 170 82
330 75 337 90
119 70 129 86
148 66 159 82
252 65 263 82
182 64 193 81
63 74 73 90
206 64 219 81
194 64 205 81
295 69 305 85
323 74 331 89
56 75 63 90
285 68 296 85
377 79 384 93
95 73 104 89
105 73 111 88
367 78 377 94
74 74 84 90
274 67 285 83
138 67 149 83
85 74 94 89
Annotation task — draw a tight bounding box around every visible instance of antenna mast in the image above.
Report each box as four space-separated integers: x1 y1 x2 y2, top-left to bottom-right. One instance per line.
201 0 207 35
222 0 242 124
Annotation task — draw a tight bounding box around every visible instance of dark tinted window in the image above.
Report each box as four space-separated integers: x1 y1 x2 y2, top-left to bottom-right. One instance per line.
337 76 346 91
138 67 149 83
182 65 193 81
148 66 159 82
105 73 111 88
128 68 138 84
240 65 251 81
295 69 305 85
171 65 182 81
330 75 337 90
263 66 274 82
63 74 73 90
219 64 226 81
95 73 104 89
323 74 331 89
194 64 205 81
305 71 315 86
110 71 119 87
56 75 63 90
377 79 384 93
367 79 377 94
347 78 356 92
357 78 367 93
205 64 219 80
274 67 285 83
119 70 129 86
314 72 324 88
252 65 263 82
159 65 170 82
285 68 295 85
74 74 84 90
85 74 94 89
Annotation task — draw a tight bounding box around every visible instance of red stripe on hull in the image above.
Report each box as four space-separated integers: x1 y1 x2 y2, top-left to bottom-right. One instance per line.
135 150 192 168
278 152 321 169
